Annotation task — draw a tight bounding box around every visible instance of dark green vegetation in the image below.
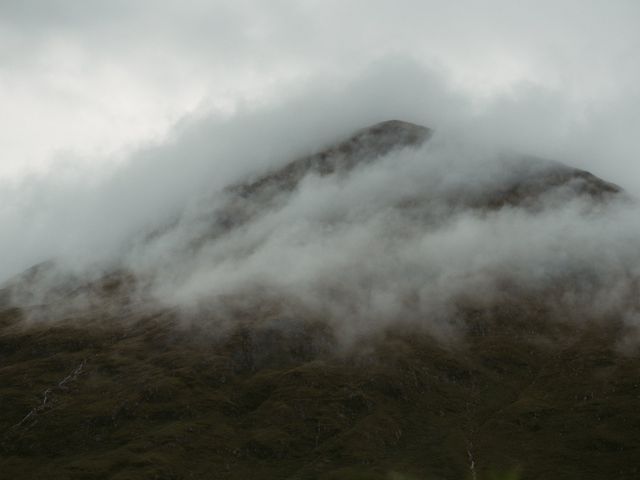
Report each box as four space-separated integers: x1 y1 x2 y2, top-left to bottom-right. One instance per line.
2 121 639 478
1 301 639 479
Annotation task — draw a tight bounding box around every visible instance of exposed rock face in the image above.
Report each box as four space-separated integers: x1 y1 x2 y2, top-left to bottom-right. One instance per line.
1 121 638 480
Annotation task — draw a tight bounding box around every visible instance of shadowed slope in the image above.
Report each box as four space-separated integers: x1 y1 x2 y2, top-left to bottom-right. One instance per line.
1 121 638 480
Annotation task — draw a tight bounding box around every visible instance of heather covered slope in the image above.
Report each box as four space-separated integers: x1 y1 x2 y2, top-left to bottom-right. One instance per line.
1 121 639 479
1 304 639 479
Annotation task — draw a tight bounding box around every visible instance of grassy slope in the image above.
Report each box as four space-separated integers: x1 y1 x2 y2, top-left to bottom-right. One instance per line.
1 302 639 480
2 121 635 479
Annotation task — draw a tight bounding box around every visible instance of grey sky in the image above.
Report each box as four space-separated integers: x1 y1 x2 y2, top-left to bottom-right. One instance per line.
1 1 639 177
1 0 640 286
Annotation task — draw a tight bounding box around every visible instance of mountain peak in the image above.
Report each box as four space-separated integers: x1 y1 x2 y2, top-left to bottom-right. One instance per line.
351 119 432 145
2 118 639 479
233 120 431 199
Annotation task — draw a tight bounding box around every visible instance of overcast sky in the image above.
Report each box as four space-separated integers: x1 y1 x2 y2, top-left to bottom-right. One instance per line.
2 1 640 285
1 0 639 180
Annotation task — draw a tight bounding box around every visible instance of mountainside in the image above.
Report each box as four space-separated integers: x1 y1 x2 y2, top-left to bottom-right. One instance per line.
1 121 639 480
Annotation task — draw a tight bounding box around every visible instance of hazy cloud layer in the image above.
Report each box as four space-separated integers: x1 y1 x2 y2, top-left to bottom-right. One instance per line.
120 131 640 341
2 2 640 343
1 1 639 178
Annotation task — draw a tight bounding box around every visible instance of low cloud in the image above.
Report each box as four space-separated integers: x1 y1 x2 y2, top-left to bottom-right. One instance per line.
3 57 640 346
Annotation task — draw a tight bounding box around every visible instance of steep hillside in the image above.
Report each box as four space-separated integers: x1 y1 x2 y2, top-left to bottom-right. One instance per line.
1 121 638 480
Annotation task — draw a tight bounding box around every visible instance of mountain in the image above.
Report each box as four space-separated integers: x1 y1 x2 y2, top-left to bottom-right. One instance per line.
1 121 638 480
